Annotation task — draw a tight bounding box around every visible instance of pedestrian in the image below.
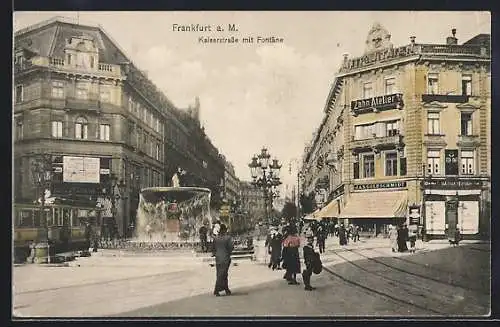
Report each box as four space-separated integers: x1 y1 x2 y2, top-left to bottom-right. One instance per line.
388 225 398 252
338 224 347 246
352 225 360 243
302 236 317 291
199 224 208 252
316 225 326 254
212 220 221 237
408 225 417 253
282 225 301 285
449 227 462 246
265 229 274 269
146 223 152 240
212 224 234 296
270 230 283 270
397 223 409 252
84 221 92 251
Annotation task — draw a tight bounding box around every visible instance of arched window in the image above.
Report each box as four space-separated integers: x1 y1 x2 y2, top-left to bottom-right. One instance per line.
75 117 88 139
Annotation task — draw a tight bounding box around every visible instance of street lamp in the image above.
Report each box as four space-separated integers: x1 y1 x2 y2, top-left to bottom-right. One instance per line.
30 154 53 263
104 173 126 239
248 147 282 226
297 171 304 220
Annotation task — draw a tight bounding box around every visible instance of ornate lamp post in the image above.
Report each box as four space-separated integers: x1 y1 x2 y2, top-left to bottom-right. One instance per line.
248 147 282 226
296 171 304 221
104 173 126 239
30 154 53 263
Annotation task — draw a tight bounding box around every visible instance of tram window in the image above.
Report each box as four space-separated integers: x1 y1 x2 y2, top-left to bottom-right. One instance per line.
18 210 34 227
63 209 70 226
61 208 70 225
51 208 59 226
72 209 79 227
33 210 42 227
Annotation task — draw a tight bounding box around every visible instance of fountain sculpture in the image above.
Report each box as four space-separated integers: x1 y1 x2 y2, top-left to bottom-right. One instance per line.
133 186 213 246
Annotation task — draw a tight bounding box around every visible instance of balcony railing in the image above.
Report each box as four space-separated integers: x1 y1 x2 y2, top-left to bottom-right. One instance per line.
422 94 469 103
457 134 481 147
350 134 404 152
419 44 484 56
17 56 122 78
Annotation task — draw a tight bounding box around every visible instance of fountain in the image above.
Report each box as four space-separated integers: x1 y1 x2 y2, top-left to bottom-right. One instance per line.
109 186 213 251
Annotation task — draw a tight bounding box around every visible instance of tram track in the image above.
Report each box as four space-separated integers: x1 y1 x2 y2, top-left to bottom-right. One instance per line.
344 248 488 295
368 247 487 283
321 265 443 315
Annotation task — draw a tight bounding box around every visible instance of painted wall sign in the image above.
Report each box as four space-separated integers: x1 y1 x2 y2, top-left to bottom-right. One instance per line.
421 178 483 189
351 93 404 114
63 156 100 183
340 45 418 73
353 181 407 190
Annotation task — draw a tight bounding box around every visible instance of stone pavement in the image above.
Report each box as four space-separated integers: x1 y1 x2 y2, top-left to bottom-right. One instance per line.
12 236 489 317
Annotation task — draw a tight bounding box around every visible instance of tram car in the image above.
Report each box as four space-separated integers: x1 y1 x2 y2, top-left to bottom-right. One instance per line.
13 200 102 262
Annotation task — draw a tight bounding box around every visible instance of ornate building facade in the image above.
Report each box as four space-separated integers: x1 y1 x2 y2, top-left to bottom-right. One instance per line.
302 23 490 240
13 17 230 237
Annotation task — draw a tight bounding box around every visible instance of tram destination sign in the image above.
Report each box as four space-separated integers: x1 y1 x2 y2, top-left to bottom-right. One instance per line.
354 181 407 191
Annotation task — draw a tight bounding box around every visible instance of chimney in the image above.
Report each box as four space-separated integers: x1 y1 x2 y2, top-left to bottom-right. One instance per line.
410 36 416 44
446 28 458 45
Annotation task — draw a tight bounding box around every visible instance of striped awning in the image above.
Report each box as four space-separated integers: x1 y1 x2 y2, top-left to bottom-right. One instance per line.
314 199 340 219
339 190 408 219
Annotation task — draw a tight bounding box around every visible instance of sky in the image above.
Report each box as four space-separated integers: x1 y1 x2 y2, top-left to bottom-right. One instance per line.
13 11 490 198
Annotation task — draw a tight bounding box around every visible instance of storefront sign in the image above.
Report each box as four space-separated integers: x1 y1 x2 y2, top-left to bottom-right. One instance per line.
351 93 403 114
63 156 100 183
341 45 418 73
354 181 407 191
421 178 483 189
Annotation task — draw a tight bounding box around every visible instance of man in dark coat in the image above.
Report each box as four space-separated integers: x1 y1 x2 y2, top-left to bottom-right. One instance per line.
199 225 208 252
302 236 317 291
212 224 234 296
270 231 283 270
397 223 409 252
338 224 347 246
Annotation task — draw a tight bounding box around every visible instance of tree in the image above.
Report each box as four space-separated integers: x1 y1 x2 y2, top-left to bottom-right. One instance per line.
281 201 297 220
300 192 316 214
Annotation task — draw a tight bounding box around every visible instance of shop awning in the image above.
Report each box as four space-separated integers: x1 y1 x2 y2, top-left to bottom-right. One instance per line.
303 208 321 221
314 200 340 219
339 191 407 219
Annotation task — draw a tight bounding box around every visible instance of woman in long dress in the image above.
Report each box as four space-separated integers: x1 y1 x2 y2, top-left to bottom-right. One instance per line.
388 225 398 252
282 225 301 285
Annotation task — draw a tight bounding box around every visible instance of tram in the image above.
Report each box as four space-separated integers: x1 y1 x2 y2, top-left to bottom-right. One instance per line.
13 199 103 261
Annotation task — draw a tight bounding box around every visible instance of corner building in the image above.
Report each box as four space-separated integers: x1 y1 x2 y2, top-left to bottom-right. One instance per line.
13 17 228 238
302 23 490 240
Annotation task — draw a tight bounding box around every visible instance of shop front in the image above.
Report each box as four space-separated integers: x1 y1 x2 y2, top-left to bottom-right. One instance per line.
339 182 408 237
422 177 488 240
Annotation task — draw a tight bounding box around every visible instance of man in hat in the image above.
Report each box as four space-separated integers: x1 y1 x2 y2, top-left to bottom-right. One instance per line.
302 235 317 291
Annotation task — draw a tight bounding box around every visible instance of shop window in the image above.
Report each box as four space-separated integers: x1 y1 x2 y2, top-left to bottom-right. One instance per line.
385 152 398 176
460 112 473 136
427 112 440 135
427 150 441 175
460 150 475 175
427 73 439 94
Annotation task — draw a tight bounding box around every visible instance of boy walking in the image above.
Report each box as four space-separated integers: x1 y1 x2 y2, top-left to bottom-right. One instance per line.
302 236 318 291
